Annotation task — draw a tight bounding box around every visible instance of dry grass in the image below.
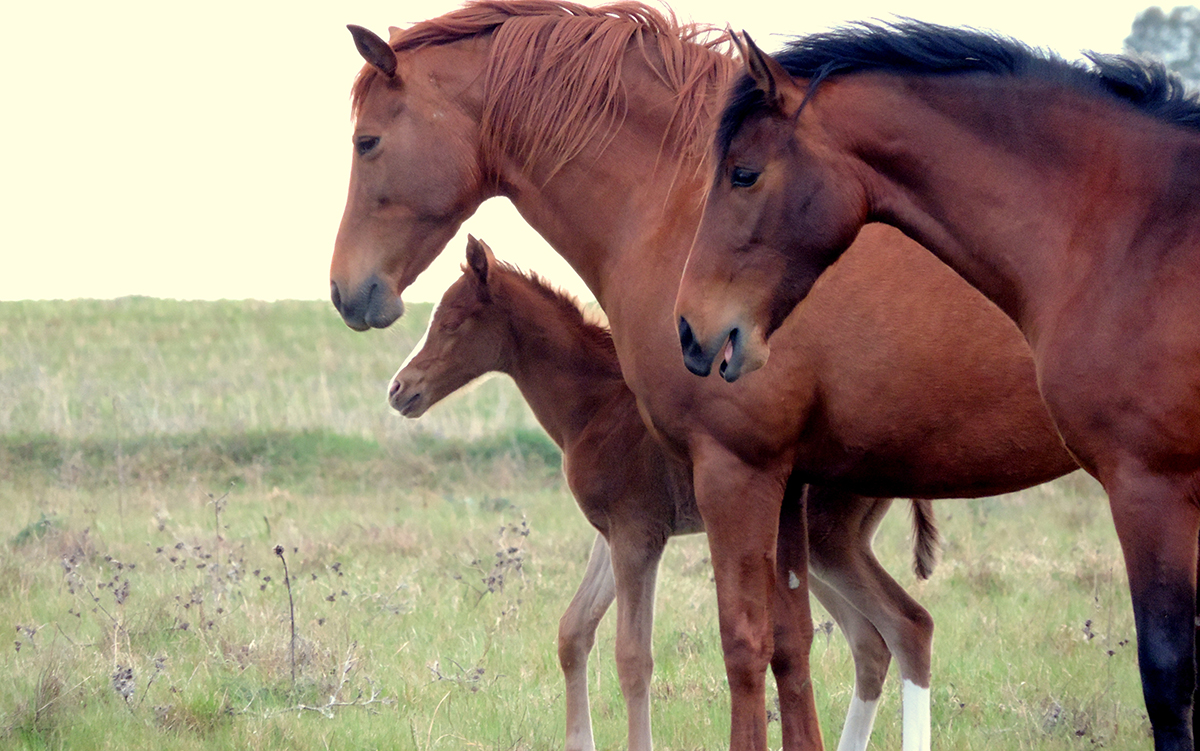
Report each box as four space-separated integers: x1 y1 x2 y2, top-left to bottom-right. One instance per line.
0 299 1150 750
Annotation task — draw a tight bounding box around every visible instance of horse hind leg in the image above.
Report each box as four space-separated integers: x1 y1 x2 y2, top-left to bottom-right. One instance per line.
808 574 888 751
807 488 933 751
558 533 616 751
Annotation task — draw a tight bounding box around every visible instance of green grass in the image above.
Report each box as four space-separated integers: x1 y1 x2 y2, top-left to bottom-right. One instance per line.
0 299 1149 749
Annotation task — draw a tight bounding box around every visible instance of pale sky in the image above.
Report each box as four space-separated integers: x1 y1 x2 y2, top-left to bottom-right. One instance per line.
0 0 1160 303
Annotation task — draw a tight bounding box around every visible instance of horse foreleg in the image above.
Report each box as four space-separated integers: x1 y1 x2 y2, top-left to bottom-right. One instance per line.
609 527 668 751
559 533 617 751
691 438 818 751
808 490 933 751
773 481 823 751
1106 467 1200 751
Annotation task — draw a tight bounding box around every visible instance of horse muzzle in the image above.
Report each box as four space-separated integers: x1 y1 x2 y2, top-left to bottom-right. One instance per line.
331 274 405 331
677 317 764 383
388 375 428 418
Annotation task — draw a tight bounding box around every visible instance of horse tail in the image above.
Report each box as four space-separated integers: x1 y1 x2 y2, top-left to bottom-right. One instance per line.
910 499 941 580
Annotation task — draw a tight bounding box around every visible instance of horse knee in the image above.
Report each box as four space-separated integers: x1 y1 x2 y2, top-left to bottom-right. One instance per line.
771 614 815 675
614 642 654 695
559 615 598 673
722 630 775 693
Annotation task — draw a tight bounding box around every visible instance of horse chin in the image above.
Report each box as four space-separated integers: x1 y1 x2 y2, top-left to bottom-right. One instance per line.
366 295 405 329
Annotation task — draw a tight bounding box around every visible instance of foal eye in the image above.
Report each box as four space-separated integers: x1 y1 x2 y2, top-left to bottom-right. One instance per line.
730 167 760 188
355 136 380 156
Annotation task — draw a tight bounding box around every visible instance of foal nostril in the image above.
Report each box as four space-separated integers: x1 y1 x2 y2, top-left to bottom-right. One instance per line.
388 379 402 399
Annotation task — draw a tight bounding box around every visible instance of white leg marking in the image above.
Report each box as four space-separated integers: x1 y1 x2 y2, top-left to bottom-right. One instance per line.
902 679 931 751
788 569 801 590
836 691 879 751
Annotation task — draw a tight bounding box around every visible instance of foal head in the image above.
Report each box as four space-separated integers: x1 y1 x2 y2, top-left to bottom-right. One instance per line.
388 236 511 418
675 33 867 382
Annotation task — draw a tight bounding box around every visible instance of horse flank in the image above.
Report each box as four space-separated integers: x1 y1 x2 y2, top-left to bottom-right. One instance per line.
350 0 735 181
716 20 1200 162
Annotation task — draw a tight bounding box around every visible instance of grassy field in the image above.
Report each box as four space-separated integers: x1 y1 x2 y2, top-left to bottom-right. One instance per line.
0 298 1149 750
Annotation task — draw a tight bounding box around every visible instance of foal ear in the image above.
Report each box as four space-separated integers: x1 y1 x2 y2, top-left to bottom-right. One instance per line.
465 235 494 299
348 25 398 79
739 31 805 118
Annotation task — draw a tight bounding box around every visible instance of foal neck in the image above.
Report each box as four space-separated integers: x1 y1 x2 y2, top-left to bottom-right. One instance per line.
492 271 627 447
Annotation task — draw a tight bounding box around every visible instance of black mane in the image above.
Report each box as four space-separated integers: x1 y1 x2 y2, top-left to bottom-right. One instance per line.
717 20 1200 159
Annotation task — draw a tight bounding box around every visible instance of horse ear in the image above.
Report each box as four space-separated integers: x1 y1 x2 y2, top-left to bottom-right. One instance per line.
465 235 494 299
739 31 805 118
348 25 398 79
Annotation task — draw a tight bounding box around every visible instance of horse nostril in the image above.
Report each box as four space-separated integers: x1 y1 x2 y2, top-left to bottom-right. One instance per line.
388 379 402 399
718 328 738 378
330 281 343 312
678 317 713 377
678 317 697 354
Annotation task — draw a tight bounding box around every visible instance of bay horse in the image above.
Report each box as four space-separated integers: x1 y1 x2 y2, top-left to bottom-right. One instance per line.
329 4 1077 749
390 235 942 751
674 23 1200 751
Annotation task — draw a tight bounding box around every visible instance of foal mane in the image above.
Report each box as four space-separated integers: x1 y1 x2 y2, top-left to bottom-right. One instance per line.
488 259 621 373
351 0 734 181
717 20 1200 159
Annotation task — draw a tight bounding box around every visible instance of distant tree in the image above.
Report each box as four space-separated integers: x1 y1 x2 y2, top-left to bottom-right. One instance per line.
1125 5 1200 87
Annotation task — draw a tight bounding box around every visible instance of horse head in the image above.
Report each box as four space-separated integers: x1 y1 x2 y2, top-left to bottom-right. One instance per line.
331 25 492 331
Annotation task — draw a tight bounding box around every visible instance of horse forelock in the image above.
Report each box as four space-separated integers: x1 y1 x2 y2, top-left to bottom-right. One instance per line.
714 20 1200 159
349 0 735 181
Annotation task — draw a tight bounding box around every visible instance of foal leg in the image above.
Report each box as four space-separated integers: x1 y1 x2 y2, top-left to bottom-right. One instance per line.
773 480 820 751
559 533 616 751
808 490 933 751
1105 466 1200 751
691 438 819 751
609 527 669 751
807 575 888 751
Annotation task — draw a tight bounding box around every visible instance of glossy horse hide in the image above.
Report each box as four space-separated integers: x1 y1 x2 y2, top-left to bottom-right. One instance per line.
330 4 1077 749
389 235 942 751
676 24 1200 751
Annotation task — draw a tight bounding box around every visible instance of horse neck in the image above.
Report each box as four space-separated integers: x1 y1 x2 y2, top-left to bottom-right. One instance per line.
832 74 1197 330
492 275 627 448
495 47 734 320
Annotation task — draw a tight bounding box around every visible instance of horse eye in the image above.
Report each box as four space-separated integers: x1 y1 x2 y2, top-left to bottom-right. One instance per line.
355 136 380 156
730 167 760 188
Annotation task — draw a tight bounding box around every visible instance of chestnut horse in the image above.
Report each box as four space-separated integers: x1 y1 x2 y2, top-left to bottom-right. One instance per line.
675 24 1200 751
329 4 1076 749
389 235 941 751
